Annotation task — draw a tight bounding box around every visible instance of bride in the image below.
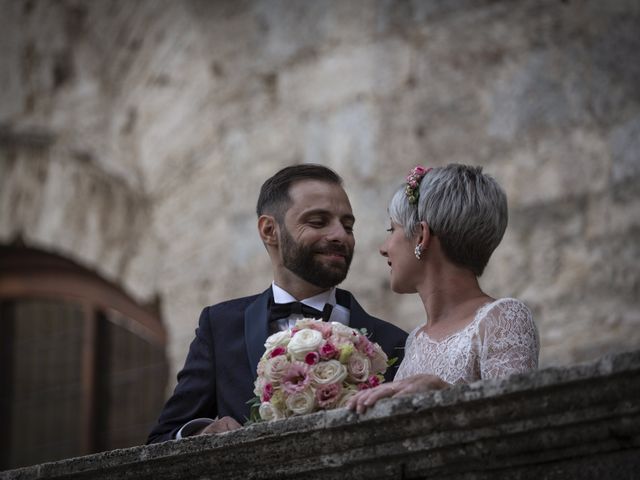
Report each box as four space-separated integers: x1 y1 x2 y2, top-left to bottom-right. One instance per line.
347 164 539 413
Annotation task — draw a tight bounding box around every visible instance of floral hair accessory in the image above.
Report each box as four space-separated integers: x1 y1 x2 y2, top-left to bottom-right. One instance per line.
405 165 431 204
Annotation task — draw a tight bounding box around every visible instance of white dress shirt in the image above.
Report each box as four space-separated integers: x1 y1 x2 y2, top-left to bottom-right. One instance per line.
270 282 350 331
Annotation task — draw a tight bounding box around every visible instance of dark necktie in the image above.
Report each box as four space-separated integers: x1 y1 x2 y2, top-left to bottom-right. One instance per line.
268 301 333 323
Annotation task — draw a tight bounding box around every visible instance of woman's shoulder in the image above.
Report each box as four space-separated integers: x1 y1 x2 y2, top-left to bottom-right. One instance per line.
476 297 534 328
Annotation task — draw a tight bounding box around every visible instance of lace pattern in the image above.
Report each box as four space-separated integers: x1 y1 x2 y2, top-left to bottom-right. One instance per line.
394 298 539 384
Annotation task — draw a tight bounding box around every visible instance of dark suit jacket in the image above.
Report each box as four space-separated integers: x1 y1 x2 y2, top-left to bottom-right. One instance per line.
147 288 407 444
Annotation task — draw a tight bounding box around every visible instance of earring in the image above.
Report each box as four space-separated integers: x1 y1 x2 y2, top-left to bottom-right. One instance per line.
414 244 423 260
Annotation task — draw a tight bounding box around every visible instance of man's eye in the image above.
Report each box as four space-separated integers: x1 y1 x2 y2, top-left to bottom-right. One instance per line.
386 227 394 233
344 224 354 234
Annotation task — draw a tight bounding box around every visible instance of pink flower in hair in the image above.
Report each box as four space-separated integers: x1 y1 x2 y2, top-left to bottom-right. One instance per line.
405 165 432 204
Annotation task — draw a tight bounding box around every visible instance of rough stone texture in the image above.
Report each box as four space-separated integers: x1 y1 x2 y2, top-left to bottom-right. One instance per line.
1 0 639 380
2 349 639 479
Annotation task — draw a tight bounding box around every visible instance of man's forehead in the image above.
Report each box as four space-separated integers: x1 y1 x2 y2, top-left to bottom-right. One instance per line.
288 180 346 200
287 180 353 214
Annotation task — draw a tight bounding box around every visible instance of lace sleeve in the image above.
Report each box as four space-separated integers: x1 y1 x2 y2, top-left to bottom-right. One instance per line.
479 298 539 380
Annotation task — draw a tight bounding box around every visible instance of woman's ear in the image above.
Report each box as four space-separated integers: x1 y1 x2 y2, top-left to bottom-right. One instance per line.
417 221 431 251
258 215 279 246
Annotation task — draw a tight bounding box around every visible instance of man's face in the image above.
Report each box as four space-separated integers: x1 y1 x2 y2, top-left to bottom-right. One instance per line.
278 180 355 288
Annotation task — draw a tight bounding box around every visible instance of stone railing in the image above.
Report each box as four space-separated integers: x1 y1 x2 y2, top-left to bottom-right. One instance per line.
2 350 639 480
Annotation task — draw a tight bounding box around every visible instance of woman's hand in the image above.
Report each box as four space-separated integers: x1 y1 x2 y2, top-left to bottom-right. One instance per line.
346 374 449 414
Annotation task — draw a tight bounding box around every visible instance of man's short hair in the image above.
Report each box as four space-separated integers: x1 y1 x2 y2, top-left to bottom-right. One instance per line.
389 163 508 276
256 164 343 221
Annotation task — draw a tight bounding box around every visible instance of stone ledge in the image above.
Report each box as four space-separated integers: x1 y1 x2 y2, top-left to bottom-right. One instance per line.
2 350 639 479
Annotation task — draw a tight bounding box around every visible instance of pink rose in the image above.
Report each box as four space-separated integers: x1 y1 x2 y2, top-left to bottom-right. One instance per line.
264 355 290 382
262 383 274 402
270 346 286 358
282 362 311 394
315 322 333 339
367 375 380 388
305 351 320 365
356 335 375 356
413 165 428 175
357 383 370 391
320 342 338 359
347 352 371 382
315 382 343 408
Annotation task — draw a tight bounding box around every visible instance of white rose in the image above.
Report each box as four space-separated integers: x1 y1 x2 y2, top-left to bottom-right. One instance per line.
253 376 266 397
287 328 323 361
336 385 358 408
330 322 357 339
264 355 290 383
265 330 292 350
347 352 371 382
311 359 347 385
370 344 389 374
285 388 316 415
294 318 323 329
259 401 284 421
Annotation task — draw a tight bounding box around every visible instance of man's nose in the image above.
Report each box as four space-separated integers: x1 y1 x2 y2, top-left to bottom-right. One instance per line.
326 222 350 242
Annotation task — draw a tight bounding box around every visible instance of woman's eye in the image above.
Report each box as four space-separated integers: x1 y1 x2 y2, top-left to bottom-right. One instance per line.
386 227 394 233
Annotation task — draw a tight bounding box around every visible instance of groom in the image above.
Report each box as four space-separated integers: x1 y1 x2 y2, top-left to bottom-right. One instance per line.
147 164 407 443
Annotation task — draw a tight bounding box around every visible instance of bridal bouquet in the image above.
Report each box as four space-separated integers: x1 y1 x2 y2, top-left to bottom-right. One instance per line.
249 318 391 422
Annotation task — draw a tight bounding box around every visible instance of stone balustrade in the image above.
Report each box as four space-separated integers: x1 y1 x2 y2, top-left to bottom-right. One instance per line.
2 349 639 480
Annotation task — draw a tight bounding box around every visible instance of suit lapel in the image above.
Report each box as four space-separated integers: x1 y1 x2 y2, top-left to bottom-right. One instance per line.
244 288 272 381
336 288 369 331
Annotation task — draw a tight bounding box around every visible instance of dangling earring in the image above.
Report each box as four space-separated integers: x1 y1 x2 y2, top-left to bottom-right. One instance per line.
414 244 423 260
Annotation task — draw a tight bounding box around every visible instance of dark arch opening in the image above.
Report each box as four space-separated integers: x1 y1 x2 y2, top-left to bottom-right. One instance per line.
0 245 169 469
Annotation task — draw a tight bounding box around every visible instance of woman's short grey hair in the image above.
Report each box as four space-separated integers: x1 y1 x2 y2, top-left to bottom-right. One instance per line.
389 164 508 276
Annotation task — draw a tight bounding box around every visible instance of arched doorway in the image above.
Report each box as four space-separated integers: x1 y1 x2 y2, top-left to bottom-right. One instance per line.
0 246 169 469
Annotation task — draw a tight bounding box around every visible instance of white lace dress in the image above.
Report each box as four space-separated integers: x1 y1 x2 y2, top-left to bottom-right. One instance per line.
394 298 539 384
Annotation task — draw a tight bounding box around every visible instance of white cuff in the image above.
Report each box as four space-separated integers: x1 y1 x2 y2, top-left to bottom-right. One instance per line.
176 418 215 439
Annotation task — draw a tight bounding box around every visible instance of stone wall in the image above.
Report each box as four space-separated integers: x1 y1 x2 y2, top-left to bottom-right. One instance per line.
2 349 639 479
1 0 639 379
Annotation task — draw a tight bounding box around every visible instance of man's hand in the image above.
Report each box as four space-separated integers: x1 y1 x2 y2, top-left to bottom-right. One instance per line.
197 416 242 435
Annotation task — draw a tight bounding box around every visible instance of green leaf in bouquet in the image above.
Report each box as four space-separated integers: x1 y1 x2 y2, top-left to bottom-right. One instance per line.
244 396 263 426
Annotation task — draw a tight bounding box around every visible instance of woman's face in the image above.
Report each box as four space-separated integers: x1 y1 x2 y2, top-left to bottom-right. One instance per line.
379 220 420 294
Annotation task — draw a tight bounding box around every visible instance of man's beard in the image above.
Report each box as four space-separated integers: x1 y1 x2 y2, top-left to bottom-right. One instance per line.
279 225 353 289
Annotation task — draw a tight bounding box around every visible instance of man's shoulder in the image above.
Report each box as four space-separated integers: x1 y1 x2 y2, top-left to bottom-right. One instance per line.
362 314 407 337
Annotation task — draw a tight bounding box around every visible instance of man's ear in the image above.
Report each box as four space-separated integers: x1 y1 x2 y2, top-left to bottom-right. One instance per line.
258 215 279 246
